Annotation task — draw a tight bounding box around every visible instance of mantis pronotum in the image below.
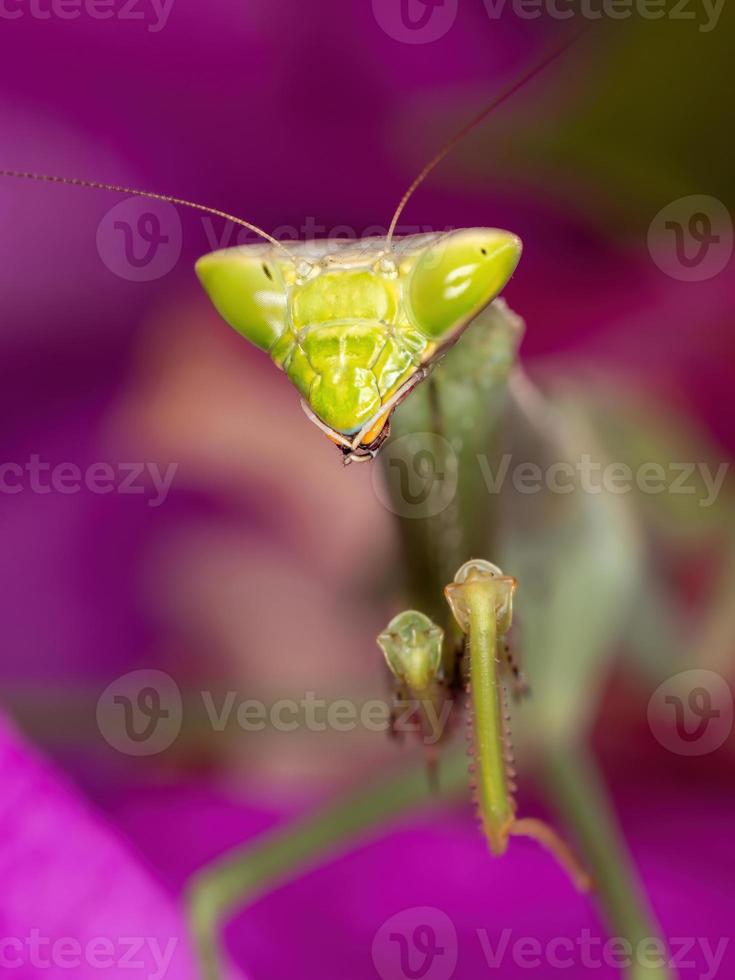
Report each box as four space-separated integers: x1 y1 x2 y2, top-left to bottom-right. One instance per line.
2 26 592 970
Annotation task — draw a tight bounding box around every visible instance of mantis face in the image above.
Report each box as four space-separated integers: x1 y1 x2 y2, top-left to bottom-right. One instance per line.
196 228 521 462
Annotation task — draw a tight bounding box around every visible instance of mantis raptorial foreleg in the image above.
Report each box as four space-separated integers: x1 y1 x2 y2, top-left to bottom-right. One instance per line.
377 610 452 788
374 560 591 890
445 559 592 889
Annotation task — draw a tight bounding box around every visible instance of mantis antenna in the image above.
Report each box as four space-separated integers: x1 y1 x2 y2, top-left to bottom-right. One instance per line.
385 28 587 245
0 169 296 261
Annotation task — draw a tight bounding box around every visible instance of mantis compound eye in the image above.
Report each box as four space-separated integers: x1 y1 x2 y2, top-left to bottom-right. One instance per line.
408 229 522 342
195 248 288 352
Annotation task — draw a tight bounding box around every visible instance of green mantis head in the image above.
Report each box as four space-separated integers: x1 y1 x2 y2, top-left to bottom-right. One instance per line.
196 228 521 461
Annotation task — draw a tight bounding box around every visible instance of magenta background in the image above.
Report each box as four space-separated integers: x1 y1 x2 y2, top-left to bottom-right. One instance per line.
1 2 733 978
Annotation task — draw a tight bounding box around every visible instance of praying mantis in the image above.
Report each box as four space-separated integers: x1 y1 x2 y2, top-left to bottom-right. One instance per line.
0 28 622 977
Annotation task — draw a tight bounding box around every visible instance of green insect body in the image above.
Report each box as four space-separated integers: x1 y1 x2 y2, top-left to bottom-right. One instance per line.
196 229 521 461
377 609 449 782
377 610 444 696
445 560 592 889
445 559 517 854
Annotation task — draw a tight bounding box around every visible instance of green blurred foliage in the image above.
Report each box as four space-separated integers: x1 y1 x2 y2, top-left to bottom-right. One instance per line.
399 15 735 233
